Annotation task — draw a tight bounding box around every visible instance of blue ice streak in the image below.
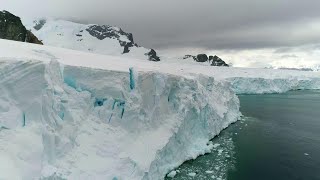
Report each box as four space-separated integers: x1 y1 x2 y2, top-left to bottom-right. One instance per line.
129 67 135 90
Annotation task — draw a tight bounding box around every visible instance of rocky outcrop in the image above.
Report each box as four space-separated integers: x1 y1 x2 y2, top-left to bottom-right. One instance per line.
183 53 229 67
25 31 43 44
0 10 42 44
26 17 162 61
196 54 209 62
33 19 46 30
145 49 161 61
86 25 136 54
85 24 161 60
183 55 194 59
209 55 229 67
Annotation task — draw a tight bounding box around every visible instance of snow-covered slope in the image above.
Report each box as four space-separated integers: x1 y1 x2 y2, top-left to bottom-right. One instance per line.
0 39 320 180
23 18 159 61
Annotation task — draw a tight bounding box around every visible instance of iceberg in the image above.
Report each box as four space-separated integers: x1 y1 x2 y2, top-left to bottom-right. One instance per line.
0 39 319 179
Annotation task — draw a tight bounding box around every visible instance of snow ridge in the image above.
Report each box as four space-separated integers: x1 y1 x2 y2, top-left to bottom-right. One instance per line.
23 19 157 61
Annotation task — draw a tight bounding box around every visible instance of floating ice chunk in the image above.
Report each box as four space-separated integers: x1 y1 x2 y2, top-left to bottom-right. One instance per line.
206 141 214 149
187 172 196 177
167 170 177 178
304 153 309 156
213 143 220 148
205 170 214 174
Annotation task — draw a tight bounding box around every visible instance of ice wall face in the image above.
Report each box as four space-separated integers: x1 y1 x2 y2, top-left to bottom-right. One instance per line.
227 77 320 94
142 75 240 180
60 64 241 179
0 61 47 129
0 61 47 179
0 59 240 180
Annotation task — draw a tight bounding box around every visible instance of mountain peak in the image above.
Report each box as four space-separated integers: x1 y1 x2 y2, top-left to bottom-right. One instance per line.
25 18 160 61
0 10 42 44
86 24 136 54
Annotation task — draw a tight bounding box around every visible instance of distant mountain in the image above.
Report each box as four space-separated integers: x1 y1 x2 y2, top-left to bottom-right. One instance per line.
183 54 229 66
1 11 232 66
0 10 42 44
24 18 160 61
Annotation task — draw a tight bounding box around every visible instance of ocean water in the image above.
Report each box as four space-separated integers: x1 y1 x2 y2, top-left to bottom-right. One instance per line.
165 90 320 180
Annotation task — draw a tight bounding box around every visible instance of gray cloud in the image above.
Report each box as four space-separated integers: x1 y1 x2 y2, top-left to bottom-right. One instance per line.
2 0 320 51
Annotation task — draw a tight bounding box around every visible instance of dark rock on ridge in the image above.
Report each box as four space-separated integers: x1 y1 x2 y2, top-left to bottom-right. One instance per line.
210 55 229 66
145 49 160 61
196 54 208 62
184 53 229 66
25 31 43 44
0 10 42 44
33 19 46 31
183 55 194 59
86 24 161 60
86 25 136 54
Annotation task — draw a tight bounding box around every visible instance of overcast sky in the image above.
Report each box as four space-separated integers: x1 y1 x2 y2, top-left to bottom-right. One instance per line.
2 0 320 55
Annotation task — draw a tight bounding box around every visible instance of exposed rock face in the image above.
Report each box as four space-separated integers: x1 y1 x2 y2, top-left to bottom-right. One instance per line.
183 55 194 59
183 55 198 61
0 10 42 44
184 53 229 66
210 55 229 67
0 10 27 42
196 54 208 62
145 49 161 61
146 49 161 61
86 25 136 54
33 19 46 30
25 31 43 44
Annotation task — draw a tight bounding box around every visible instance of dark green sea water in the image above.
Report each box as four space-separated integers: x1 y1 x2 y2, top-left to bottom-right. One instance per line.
165 90 320 180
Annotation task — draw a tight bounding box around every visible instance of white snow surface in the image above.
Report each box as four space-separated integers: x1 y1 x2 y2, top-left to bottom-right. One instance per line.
23 18 152 61
0 39 320 180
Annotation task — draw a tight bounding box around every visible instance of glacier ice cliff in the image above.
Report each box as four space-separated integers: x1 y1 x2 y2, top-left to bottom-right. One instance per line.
0 39 320 180
0 59 240 180
228 76 320 94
